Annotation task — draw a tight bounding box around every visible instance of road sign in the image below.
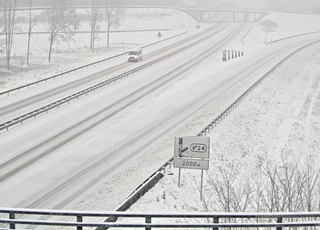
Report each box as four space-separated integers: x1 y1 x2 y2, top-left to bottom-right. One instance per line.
174 136 210 159
174 158 209 170
174 136 210 197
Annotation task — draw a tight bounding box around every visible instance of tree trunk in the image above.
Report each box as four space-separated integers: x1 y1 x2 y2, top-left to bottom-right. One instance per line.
92 24 95 52
4 0 17 70
27 0 32 65
90 0 94 51
107 23 110 47
4 0 9 70
48 35 54 62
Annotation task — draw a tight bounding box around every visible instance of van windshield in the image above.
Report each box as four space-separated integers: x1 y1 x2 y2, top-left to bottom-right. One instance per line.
129 51 139 55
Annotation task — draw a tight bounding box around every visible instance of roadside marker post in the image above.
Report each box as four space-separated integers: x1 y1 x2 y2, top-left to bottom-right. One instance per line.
222 50 227 61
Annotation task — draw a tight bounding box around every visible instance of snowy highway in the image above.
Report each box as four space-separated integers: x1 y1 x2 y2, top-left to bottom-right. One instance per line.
1 16 320 218
0 22 252 209
0 23 228 125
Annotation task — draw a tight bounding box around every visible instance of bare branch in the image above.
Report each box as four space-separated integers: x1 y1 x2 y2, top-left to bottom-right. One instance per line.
42 0 80 62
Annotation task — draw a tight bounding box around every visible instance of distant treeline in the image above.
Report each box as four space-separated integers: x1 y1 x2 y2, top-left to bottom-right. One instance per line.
16 0 182 7
15 0 216 7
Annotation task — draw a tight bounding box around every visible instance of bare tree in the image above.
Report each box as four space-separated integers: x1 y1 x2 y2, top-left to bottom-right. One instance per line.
42 0 80 62
87 0 103 52
302 156 320 211
104 0 126 47
26 0 40 65
254 153 320 213
206 153 320 217
0 1 4 49
207 165 253 213
2 0 17 70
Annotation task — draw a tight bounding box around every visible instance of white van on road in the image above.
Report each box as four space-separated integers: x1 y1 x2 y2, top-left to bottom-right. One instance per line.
127 49 142 62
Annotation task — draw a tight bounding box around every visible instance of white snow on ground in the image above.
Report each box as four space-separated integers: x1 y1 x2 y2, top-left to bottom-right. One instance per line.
50 12 320 215
62 12 320 218
245 13 320 45
121 41 320 212
1 8 320 228
1 10 320 91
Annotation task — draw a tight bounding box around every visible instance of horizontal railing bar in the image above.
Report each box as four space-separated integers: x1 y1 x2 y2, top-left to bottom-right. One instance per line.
1 218 320 228
1 208 320 218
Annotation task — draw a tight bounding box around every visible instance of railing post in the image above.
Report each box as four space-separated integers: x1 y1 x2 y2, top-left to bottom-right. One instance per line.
9 212 15 229
76 215 83 230
146 216 152 230
276 217 283 230
213 217 219 230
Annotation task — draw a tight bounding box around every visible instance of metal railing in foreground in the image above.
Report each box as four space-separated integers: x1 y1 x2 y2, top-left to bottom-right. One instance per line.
1 208 320 229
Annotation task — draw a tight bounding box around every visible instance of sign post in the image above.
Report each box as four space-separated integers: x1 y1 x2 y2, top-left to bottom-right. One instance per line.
174 136 210 199
157 32 162 41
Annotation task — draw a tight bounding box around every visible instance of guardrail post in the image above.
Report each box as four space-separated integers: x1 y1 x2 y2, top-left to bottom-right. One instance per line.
213 217 219 230
146 216 152 230
9 212 15 229
76 215 83 230
276 217 282 230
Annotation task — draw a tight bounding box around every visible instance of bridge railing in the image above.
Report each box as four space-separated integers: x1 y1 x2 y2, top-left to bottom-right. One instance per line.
1 208 320 230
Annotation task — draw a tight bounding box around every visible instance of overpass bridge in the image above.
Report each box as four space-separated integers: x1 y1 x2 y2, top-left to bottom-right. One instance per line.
175 7 269 22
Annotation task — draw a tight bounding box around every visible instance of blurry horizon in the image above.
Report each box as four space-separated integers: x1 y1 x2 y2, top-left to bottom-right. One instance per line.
11 0 320 14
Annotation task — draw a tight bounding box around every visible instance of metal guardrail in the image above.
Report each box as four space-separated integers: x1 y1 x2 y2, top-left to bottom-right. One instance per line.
0 26 220 132
269 30 320 44
0 30 187 97
198 39 320 136
1 208 320 229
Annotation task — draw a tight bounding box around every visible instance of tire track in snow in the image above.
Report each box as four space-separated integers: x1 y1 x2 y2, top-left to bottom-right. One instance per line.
0 24 246 185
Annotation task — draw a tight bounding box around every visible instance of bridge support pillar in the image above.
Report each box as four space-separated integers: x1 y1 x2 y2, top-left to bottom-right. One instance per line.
233 12 236 22
254 13 257 22
200 11 204 22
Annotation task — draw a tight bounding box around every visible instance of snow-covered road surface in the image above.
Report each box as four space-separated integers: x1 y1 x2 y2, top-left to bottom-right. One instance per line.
0 24 228 126
2 29 320 214
0 23 251 209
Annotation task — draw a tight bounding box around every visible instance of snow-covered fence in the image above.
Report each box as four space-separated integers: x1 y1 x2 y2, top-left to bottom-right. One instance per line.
1 208 320 230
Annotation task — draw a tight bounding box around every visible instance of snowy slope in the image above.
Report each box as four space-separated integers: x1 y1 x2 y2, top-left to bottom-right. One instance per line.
103 19 320 225
121 42 320 214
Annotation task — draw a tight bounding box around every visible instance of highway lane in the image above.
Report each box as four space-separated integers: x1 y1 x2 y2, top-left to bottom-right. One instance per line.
0 23 251 209
0 23 229 125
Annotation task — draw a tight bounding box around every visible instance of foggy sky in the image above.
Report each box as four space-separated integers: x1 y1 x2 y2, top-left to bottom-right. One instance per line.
202 0 318 11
